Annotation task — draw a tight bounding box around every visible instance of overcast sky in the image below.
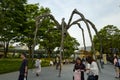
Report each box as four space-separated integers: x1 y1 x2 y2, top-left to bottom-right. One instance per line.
28 0 120 47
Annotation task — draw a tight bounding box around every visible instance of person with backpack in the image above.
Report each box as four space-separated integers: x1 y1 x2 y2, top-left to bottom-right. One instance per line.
114 56 120 78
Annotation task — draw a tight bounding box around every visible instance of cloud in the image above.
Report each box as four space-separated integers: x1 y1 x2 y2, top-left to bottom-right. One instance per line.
101 12 120 28
28 0 120 46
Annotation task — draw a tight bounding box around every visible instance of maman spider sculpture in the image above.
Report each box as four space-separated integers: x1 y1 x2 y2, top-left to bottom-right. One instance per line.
32 9 103 77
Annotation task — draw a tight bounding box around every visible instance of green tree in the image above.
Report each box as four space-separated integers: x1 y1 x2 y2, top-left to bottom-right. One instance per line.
93 25 120 54
38 25 61 58
63 34 80 58
16 4 51 57
38 26 80 58
0 0 26 57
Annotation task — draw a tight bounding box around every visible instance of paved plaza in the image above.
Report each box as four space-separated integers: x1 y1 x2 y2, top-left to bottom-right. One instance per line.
0 63 118 80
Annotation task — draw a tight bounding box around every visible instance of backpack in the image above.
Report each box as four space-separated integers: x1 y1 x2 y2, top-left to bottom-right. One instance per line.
115 58 120 67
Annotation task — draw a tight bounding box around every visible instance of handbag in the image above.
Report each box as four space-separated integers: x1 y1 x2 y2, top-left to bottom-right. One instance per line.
87 75 95 80
74 70 81 80
115 62 119 67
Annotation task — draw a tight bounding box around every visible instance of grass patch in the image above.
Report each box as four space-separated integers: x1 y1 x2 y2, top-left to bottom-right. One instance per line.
0 58 50 74
0 59 21 74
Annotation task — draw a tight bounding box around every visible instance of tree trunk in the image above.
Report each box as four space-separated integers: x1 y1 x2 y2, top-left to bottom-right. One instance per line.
28 46 32 58
48 48 52 59
4 42 9 58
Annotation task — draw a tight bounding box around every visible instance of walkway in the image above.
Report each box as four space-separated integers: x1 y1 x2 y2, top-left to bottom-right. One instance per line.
0 63 117 80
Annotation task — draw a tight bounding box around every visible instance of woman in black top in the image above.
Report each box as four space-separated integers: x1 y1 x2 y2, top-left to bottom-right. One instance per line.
18 53 28 80
73 57 85 80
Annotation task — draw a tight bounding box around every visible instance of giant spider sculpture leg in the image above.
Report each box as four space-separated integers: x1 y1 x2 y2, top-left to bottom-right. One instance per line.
33 9 103 77
67 9 103 71
33 13 64 77
68 9 95 54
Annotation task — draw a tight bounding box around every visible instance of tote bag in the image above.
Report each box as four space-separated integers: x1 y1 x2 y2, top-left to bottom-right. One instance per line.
74 70 81 80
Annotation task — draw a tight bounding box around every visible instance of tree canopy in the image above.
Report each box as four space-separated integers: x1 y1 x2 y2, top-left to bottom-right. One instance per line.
0 0 27 57
93 25 120 54
0 1 80 58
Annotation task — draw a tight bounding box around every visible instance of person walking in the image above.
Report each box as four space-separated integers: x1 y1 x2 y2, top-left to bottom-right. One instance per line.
35 58 41 76
86 56 99 80
55 56 60 70
100 57 104 69
114 56 120 78
73 57 85 80
18 53 28 80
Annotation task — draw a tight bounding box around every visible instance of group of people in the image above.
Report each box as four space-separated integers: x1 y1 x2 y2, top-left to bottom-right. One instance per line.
73 56 99 80
18 53 99 80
